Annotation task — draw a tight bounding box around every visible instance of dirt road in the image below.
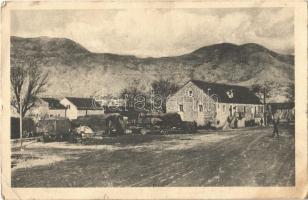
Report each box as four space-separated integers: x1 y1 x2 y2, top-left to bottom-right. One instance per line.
11 124 294 187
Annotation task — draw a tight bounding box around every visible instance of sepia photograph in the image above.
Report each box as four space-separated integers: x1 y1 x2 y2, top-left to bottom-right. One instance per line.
1 1 307 199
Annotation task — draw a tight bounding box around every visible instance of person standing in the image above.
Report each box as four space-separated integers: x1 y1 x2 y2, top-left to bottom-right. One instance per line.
272 114 279 137
260 118 264 127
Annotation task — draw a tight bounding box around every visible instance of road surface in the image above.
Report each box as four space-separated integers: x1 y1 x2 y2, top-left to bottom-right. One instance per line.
11 124 294 187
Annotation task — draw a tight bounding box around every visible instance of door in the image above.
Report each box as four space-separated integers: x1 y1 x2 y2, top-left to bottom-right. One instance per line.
229 105 232 116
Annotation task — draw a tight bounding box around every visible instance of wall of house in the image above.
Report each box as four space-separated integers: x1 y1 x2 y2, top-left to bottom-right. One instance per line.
166 82 217 126
77 109 104 117
28 100 49 117
27 99 66 121
271 108 294 122
215 103 264 126
48 109 67 117
60 98 78 120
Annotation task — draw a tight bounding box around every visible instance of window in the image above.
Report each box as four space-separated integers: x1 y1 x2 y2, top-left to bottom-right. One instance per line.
244 106 246 113
199 105 203 112
261 106 264 113
188 90 193 97
179 104 184 112
223 105 226 112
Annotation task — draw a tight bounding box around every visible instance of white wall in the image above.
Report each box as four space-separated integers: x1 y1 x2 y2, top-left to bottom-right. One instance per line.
48 109 67 117
77 109 104 117
60 98 105 120
60 98 78 120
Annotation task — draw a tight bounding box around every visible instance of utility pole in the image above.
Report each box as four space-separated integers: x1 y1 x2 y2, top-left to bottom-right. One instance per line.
19 97 23 150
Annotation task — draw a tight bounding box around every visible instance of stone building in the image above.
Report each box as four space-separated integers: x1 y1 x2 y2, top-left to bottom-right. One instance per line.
166 80 264 127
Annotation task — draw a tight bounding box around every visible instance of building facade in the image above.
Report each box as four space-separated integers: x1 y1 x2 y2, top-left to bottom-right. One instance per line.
166 80 264 127
28 97 67 120
60 97 104 120
267 102 295 123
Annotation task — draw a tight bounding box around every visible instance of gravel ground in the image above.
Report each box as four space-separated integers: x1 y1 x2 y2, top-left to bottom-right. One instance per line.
11 124 294 187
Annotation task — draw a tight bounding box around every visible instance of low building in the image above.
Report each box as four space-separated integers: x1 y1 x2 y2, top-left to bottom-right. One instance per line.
96 97 126 108
28 97 67 120
166 80 264 127
267 102 295 123
60 97 104 120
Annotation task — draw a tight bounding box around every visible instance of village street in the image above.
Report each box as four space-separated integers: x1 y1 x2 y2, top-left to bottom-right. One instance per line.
11 124 294 187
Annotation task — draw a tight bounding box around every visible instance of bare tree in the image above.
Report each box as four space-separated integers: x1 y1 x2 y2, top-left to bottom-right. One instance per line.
251 82 273 104
151 78 179 113
285 83 295 102
11 60 48 117
250 81 274 125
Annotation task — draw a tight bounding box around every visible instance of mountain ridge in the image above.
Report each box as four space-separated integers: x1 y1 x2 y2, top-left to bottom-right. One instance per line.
11 36 294 102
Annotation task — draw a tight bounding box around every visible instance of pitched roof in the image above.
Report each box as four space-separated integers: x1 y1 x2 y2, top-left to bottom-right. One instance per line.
190 80 262 104
65 97 103 110
268 102 294 109
41 97 66 110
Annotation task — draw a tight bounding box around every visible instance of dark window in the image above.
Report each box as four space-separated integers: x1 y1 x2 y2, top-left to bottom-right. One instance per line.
179 104 184 112
244 106 246 113
188 90 193 97
199 105 203 112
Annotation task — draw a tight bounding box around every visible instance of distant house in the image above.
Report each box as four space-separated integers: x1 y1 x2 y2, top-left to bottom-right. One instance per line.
60 97 104 120
97 97 126 108
267 102 295 122
28 97 67 119
166 80 264 127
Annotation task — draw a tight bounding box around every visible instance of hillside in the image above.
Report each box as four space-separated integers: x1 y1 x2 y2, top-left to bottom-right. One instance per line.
11 36 294 102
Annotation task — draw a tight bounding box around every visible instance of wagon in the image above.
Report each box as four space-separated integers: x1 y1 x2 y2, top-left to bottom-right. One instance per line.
36 117 71 142
136 113 197 134
71 113 127 137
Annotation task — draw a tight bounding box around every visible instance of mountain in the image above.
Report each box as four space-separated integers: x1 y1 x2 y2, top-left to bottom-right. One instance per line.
11 36 294 102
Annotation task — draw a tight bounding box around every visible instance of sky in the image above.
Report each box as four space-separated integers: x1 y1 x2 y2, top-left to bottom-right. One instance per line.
11 8 294 57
